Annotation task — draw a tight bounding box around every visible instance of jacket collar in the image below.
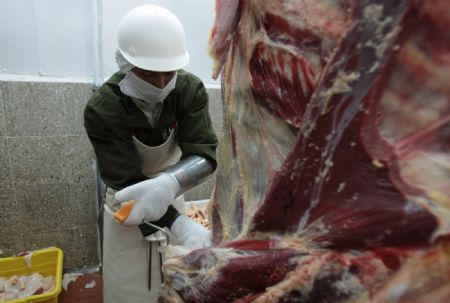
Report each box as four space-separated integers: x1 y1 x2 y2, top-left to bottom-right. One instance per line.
109 72 176 130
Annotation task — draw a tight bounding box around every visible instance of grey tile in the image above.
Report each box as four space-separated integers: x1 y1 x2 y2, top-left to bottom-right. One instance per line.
62 250 78 269
65 245 99 270
0 83 6 137
67 135 95 184
63 84 95 136
16 182 74 233
2 82 67 136
69 225 99 268
22 228 74 255
207 88 224 135
0 138 11 184
9 137 69 185
70 247 100 269
73 224 98 249
0 233 23 257
0 157 18 242
0 184 20 234
71 183 97 226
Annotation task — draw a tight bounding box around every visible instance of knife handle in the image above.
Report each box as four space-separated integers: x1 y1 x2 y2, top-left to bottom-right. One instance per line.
114 199 136 223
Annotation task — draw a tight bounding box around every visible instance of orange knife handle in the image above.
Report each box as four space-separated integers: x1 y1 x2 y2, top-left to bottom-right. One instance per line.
114 199 136 223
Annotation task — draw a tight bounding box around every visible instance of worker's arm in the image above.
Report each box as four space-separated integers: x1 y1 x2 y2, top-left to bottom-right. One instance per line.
113 155 214 248
114 155 214 225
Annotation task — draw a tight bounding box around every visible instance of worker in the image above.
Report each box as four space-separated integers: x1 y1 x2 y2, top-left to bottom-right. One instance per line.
83 4 218 303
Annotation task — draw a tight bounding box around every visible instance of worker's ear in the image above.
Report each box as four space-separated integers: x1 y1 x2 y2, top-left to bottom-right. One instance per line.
115 49 134 73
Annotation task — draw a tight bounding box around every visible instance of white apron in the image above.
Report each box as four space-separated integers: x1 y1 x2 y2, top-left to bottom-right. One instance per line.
103 129 184 303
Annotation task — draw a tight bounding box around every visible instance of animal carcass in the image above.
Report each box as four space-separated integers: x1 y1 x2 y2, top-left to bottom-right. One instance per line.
160 0 450 302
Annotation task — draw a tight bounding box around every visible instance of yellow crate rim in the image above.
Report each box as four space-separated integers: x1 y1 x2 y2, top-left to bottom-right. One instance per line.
0 247 63 303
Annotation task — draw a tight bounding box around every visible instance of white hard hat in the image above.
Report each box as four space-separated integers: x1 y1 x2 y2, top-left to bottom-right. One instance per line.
117 4 189 72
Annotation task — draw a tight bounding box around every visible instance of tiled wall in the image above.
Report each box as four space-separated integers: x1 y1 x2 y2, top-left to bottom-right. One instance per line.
0 80 222 269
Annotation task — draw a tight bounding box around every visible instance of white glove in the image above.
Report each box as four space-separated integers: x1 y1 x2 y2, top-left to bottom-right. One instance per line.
170 215 212 249
114 173 179 225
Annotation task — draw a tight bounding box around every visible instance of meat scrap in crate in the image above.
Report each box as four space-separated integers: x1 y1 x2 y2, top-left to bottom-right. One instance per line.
160 0 450 302
0 273 55 301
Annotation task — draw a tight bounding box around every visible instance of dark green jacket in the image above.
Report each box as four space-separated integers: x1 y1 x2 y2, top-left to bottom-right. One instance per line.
84 70 218 190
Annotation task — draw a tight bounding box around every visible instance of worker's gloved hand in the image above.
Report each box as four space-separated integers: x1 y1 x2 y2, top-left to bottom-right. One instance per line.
170 215 211 249
114 173 180 225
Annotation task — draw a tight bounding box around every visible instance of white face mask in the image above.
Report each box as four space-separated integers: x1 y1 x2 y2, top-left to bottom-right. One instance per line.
119 71 177 103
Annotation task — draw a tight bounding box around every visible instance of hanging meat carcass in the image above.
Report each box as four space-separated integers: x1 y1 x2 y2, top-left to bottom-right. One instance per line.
160 0 450 302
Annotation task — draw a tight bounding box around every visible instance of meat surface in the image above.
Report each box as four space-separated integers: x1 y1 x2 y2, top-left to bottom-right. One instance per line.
160 0 450 302
0 273 55 301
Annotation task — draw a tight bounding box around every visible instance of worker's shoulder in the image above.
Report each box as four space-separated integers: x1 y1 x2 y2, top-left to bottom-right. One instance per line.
176 69 205 90
86 72 125 111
